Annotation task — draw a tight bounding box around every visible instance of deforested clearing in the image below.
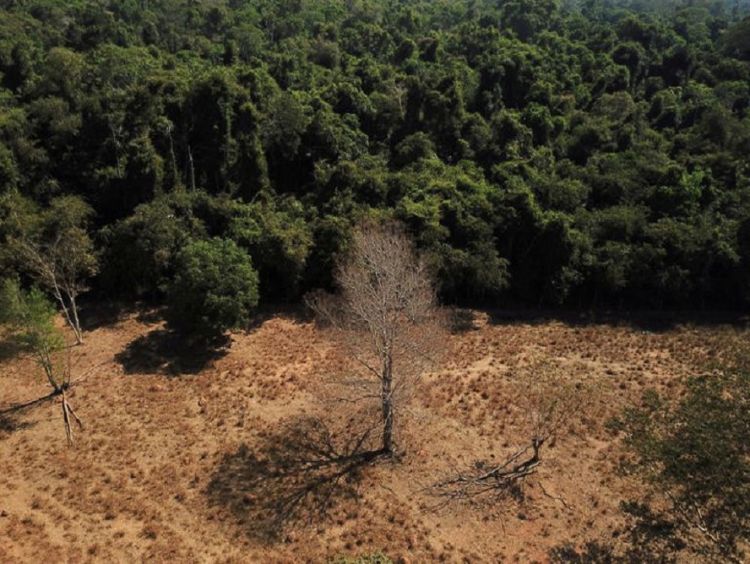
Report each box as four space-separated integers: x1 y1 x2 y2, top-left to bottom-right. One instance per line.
1 308 745 562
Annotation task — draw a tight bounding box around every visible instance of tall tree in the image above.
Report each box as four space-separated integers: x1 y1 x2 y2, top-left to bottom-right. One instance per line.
13 196 98 345
308 220 445 456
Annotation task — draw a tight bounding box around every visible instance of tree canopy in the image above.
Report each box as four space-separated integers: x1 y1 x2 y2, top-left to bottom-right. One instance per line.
1 0 749 308
166 237 259 336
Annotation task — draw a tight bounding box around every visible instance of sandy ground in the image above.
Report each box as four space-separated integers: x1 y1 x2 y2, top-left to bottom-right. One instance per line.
0 307 746 563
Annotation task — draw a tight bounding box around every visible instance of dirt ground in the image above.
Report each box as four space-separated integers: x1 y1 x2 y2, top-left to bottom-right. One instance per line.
0 307 746 563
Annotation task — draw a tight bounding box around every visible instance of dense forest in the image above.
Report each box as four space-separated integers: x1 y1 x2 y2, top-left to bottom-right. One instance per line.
2 0 750 310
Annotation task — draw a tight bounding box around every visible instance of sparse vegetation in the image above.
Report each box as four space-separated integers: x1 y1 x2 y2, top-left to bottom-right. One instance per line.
430 356 591 506
2 301 749 560
1 278 67 393
329 553 393 564
0 278 83 444
9 196 98 345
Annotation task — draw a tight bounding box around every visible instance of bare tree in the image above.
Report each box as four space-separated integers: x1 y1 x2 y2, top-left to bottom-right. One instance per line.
307 220 445 457
13 196 98 345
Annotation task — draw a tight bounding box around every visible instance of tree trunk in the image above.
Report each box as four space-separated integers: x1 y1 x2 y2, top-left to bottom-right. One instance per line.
38 346 60 393
52 285 82 345
167 125 181 191
69 293 83 345
109 117 123 179
381 353 394 455
188 145 196 192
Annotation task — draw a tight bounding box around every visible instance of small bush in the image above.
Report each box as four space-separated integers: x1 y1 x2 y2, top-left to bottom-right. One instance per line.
166 238 259 336
329 553 393 564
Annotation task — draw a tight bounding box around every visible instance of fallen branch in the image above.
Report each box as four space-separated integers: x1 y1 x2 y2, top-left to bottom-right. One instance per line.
428 436 547 507
0 387 66 416
539 481 571 510
665 490 722 547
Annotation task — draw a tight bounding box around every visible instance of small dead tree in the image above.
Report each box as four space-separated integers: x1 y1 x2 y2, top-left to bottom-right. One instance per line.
13 196 98 345
430 357 588 506
307 220 445 457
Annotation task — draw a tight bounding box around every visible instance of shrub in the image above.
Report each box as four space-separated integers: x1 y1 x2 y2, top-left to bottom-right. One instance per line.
0 278 66 392
166 238 259 336
329 553 393 564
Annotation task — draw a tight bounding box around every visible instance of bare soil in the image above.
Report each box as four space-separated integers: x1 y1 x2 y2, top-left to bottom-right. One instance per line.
1 307 746 563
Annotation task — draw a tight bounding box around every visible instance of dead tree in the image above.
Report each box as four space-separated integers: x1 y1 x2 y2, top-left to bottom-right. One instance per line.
430 357 587 506
307 220 446 457
430 439 546 506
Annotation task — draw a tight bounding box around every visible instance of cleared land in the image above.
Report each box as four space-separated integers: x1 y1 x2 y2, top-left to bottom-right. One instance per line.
0 308 746 562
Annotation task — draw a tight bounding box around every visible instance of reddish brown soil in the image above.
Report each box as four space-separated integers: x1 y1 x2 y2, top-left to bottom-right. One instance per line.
0 308 745 562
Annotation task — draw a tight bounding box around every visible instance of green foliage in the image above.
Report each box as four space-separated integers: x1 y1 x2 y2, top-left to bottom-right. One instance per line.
4 193 98 343
100 195 204 298
613 370 750 559
722 17 750 60
0 190 36 271
166 238 259 336
0 0 748 308
32 195 99 285
228 196 312 301
1 278 61 352
394 159 510 301
0 278 65 391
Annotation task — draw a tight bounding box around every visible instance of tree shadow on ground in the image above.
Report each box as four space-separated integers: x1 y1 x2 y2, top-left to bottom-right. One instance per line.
115 329 230 375
78 298 171 331
1 387 63 414
0 393 50 438
486 308 749 333
0 384 70 439
449 307 481 334
0 412 35 438
0 337 23 363
77 299 134 331
549 500 687 563
205 416 382 542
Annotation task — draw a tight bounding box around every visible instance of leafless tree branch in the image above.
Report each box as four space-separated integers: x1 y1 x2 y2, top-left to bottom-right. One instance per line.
307 220 447 457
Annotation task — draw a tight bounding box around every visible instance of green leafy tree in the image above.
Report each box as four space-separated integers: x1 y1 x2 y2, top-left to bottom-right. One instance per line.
99 195 204 298
1 278 66 393
722 17 750 60
228 197 312 301
1 277 85 444
166 237 259 336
